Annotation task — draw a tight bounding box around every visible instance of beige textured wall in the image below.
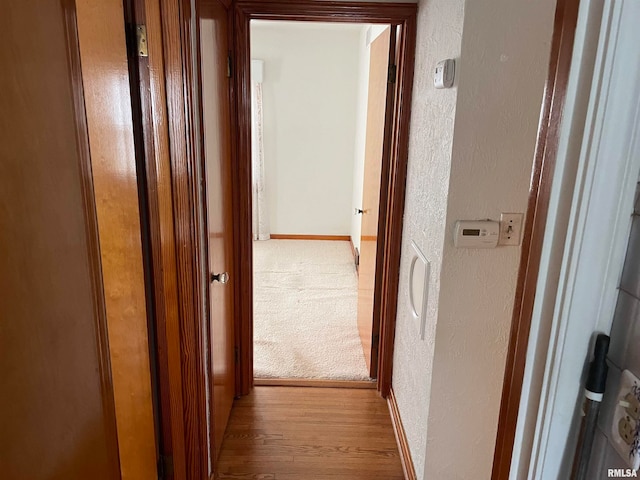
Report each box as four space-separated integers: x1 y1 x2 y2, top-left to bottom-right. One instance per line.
392 0 556 477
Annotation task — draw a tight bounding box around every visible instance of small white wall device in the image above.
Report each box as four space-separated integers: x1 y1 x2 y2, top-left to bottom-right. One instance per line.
434 59 455 89
409 241 429 340
453 220 499 248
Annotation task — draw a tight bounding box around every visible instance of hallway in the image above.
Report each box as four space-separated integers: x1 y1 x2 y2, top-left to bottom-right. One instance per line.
216 387 404 479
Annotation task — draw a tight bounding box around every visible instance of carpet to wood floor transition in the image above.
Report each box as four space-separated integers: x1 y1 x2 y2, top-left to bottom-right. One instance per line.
253 240 370 381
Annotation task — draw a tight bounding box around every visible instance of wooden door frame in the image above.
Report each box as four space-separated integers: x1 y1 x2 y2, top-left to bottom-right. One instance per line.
490 0 581 476
127 0 213 477
232 0 417 397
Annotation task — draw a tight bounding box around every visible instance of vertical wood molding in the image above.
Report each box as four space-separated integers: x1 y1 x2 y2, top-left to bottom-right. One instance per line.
157 0 210 477
388 388 417 480
124 0 190 477
377 13 417 398
491 0 581 477
64 1 122 471
232 3 255 396
75 0 158 477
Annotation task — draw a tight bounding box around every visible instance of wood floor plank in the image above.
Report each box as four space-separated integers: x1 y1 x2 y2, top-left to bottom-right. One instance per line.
216 387 404 479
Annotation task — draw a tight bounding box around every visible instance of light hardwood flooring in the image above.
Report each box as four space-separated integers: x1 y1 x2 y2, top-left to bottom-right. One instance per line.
216 386 405 479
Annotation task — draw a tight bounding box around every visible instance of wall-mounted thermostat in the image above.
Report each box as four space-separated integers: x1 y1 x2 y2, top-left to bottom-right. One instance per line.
453 220 499 248
434 59 455 89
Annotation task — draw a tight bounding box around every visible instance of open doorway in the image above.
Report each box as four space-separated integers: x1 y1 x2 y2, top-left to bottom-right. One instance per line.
248 20 392 383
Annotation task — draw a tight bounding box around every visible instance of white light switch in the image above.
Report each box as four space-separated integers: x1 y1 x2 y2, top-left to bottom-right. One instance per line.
499 213 524 246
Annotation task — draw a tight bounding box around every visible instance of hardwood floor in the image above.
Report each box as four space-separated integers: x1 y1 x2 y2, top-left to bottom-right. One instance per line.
216 387 405 479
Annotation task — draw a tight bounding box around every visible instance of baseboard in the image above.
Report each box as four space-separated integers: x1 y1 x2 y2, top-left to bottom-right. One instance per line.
269 234 349 241
254 378 376 389
388 387 417 480
349 238 359 273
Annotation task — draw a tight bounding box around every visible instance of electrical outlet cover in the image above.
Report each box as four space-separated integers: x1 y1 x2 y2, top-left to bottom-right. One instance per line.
612 369 640 470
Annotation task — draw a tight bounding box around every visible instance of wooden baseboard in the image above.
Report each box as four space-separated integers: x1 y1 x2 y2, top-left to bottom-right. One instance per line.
349 238 359 274
254 378 376 389
388 387 417 480
269 234 349 241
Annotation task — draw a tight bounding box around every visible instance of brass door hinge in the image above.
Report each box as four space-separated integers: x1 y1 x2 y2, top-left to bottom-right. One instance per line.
136 25 148 57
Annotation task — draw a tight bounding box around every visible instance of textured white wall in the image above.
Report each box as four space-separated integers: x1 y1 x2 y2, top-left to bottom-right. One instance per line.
392 0 557 478
391 0 463 476
251 22 362 236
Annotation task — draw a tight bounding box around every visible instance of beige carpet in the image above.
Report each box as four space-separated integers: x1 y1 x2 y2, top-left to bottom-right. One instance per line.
253 239 370 380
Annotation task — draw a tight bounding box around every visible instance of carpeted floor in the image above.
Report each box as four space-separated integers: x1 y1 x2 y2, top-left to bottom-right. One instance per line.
253 239 370 380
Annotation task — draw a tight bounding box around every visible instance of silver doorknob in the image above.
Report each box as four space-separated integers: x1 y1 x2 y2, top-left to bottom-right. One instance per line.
355 208 364 215
210 272 229 284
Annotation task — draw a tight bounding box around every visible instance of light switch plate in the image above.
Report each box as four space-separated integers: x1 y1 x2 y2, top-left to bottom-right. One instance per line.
499 213 524 246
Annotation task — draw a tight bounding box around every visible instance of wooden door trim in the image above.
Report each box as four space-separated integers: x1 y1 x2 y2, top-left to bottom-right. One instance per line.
122 0 191 478
158 0 211 477
491 0 581 477
388 387 417 480
129 0 214 478
64 2 122 472
232 0 417 397
378 13 417 398
370 24 397 381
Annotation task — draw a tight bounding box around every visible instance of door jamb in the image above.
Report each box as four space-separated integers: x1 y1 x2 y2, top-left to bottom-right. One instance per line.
128 0 209 478
491 0 581 476
231 0 417 397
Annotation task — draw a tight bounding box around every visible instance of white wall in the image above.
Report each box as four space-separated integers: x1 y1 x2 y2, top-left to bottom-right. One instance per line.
391 0 463 475
251 22 362 236
391 0 557 478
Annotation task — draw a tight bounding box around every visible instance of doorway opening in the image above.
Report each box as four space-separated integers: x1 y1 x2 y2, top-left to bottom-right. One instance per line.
234 2 416 397
248 20 392 383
